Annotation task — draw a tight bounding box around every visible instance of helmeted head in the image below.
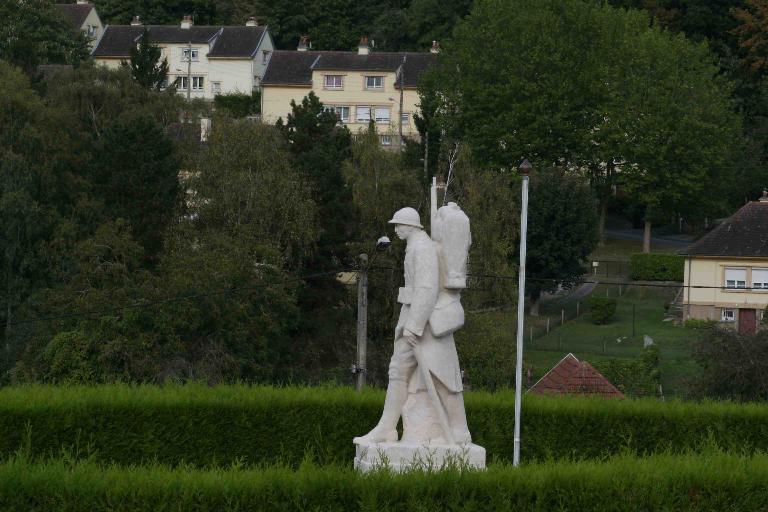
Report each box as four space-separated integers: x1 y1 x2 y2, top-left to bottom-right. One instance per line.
388 207 423 240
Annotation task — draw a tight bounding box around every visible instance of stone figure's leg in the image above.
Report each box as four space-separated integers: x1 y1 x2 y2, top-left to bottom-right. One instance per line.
353 340 417 444
440 388 472 444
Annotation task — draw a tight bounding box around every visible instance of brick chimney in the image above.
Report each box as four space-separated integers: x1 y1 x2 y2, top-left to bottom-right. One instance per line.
130 15 142 26
297 35 309 52
358 36 370 56
180 15 193 29
245 16 258 27
430 41 440 54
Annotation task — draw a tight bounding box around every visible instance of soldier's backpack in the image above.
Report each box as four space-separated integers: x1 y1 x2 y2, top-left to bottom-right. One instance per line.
429 202 471 336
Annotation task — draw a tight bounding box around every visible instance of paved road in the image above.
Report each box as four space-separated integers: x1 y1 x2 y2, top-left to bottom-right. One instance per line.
605 228 692 250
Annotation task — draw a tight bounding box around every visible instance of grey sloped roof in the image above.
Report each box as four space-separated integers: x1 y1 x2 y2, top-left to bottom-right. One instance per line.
92 25 264 58
261 51 319 86
685 201 768 257
54 4 93 30
207 26 266 57
261 50 437 88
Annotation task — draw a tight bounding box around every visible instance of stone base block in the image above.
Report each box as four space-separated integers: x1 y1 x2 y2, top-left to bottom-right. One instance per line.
353 440 486 473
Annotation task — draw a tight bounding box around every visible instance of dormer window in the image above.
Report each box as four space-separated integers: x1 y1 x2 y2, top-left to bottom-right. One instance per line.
324 75 343 89
262 50 271 64
182 48 199 62
365 76 383 89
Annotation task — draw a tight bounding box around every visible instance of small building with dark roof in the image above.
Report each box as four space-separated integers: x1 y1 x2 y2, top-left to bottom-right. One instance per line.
261 37 439 146
528 353 624 398
54 1 104 49
92 15 274 100
682 194 768 333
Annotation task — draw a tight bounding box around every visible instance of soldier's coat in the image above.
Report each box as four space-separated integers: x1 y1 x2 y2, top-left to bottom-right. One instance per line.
395 230 463 393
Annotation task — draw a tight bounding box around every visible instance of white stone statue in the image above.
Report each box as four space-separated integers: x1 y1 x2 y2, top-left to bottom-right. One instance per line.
353 205 485 472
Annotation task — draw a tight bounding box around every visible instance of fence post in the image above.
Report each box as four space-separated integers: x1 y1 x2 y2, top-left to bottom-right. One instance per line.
546 317 550 333
561 309 565 326
603 337 606 354
530 326 533 344
576 301 580 317
632 303 636 337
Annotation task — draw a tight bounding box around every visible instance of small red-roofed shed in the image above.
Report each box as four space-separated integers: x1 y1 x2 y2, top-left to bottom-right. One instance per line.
528 353 624 398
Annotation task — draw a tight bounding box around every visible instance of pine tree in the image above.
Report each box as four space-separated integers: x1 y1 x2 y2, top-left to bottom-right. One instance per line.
126 29 169 91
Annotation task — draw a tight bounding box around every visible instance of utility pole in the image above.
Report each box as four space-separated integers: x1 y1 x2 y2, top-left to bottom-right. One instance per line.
513 158 532 467
355 254 369 391
186 41 192 103
399 55 405 149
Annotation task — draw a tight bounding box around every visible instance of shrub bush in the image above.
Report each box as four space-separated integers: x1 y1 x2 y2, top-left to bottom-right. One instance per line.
587 296 617 324
684 318 717 329
213 91 260 117
5 385 768 468
2 452 768 511
630 253 684 281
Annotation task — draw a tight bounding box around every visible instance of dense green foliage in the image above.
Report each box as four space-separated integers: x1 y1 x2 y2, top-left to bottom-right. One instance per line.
587 297 618 325
4 451 768 510
594 346 661 396
526 167 598 311
213 91 260 117
0 0 89 72
693 326 768 401
630 253 685 281
427 0 741 234
90 0 471 51
4 385 768 467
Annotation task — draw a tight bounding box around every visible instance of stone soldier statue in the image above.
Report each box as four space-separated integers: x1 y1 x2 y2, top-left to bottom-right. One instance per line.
354 205 472 446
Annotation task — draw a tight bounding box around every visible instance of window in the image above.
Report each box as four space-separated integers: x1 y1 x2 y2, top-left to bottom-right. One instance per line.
722 309 736 322
374 107 390 123
365 76 384 89
380 135 392 146
753 268 768 289
211 82 221 94
182 48 199 62
86 25 97 37
323 106 350 122
324 75 343 89
356 106 371 123
262 50 270 64
725 268 747 289
401 112 409 125
178 76 204 90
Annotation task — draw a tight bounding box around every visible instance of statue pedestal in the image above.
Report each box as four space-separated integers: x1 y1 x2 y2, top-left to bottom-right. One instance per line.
353 440 486 473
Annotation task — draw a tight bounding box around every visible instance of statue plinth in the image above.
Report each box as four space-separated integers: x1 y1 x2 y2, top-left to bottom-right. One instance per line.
353 440 486 473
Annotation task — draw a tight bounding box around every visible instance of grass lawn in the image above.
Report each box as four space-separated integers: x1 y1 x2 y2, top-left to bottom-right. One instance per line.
589 238 680 261
458 286 702 397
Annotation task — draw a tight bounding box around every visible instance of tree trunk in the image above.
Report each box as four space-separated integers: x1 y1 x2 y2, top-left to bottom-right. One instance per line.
643 219 652 254
598 196 608 246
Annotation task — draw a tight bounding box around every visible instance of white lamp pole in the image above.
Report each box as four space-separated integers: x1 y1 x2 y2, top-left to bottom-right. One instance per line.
513 158 531 467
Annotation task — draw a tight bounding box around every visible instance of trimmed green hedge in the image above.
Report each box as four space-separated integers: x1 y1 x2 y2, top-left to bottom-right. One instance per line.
2 452 768 510
3 385 768 467
630 253 684 281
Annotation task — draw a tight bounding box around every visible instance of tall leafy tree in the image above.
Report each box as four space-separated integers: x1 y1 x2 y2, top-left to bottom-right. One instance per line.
0 0 89 72
526 167 598 315
125 29 169 90
89 113 181 260
428 0 740 250
277 92 353 269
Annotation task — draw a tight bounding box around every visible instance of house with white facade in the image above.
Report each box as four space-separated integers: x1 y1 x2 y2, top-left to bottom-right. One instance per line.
261 37 438 146
92 15 274 100
54 0 104 50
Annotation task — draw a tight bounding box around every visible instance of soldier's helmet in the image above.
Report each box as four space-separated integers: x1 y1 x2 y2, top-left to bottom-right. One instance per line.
388 207 423 228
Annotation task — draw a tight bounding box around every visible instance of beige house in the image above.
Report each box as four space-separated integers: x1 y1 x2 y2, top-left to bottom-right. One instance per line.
682 195 768 333
92 16 274 100
55 0 104 49
261 37 438 146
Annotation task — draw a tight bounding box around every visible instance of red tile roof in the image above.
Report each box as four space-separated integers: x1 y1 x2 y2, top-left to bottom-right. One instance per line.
529 353 624 398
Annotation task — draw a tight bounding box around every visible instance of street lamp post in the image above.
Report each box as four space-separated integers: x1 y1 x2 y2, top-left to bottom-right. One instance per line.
513 158 531 467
